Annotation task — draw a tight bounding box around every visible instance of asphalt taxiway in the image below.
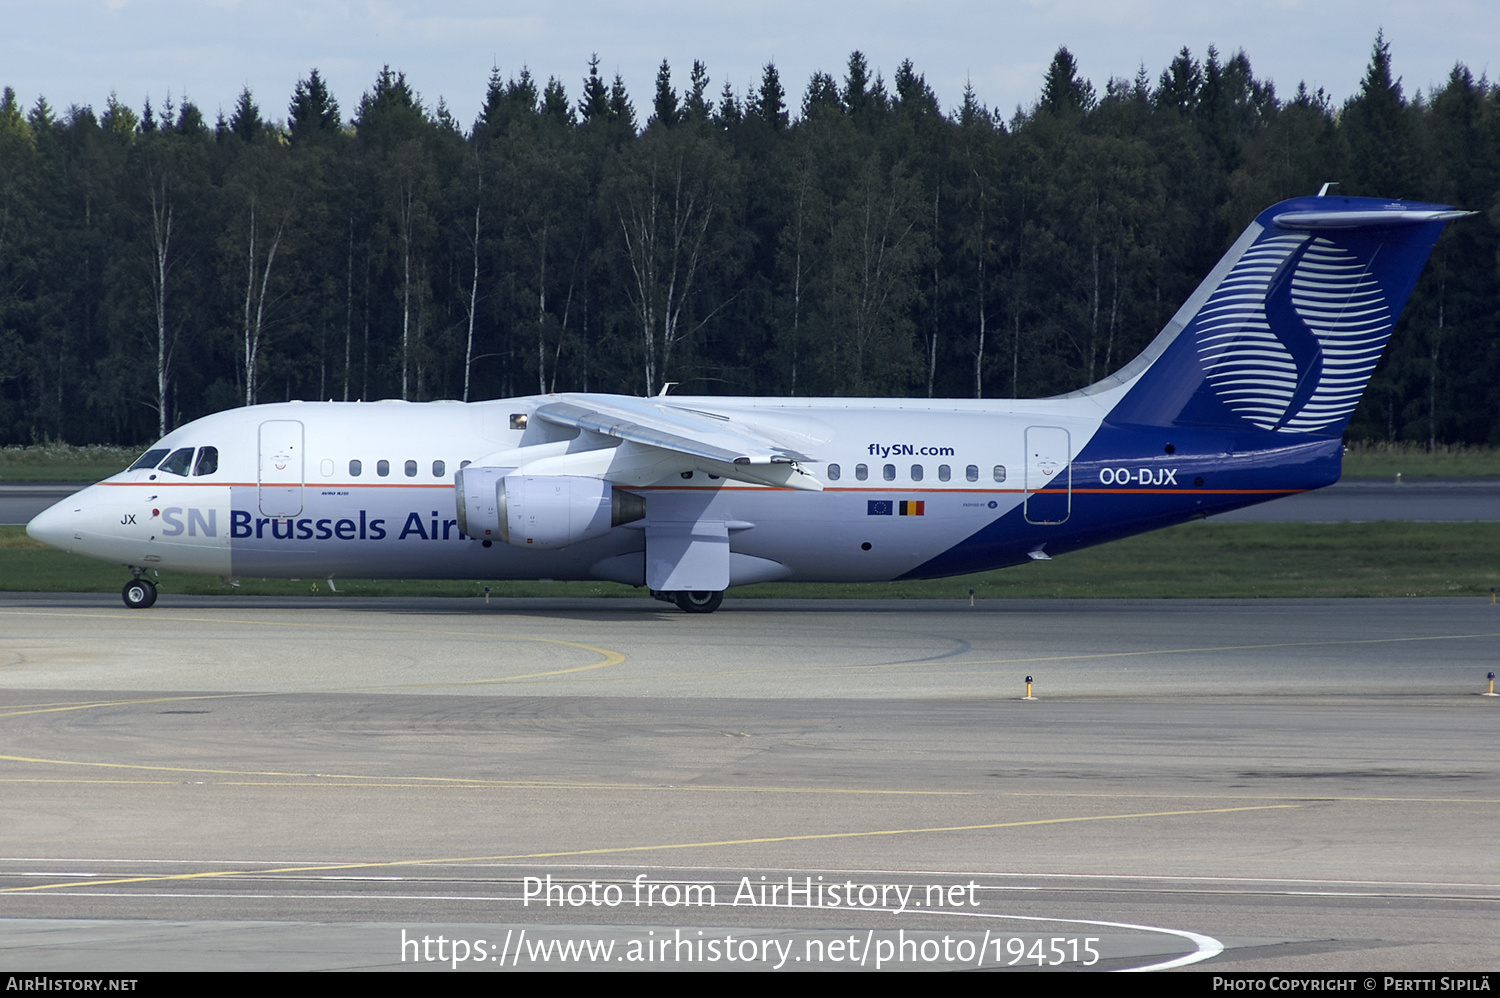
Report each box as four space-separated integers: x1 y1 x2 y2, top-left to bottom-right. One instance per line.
0 594 1496 972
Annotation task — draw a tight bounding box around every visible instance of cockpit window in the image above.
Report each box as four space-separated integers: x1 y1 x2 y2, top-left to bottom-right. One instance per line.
128 448 170 471
193 447 219 476
157 448 195 476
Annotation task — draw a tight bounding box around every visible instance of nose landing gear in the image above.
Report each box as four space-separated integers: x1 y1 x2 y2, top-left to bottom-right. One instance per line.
122 576 157 609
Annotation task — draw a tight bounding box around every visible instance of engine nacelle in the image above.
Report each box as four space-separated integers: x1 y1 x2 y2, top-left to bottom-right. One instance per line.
457 471 645 549
500 475 647 549
453 466 514 540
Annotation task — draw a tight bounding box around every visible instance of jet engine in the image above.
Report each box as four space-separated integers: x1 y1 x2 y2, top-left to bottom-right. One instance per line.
455 468 644 548
453 466 512 541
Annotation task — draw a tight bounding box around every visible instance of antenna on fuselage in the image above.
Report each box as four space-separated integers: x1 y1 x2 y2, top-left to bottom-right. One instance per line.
1316 182 1339 197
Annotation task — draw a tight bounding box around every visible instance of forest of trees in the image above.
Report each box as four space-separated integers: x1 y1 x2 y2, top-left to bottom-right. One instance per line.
0 35 1496 447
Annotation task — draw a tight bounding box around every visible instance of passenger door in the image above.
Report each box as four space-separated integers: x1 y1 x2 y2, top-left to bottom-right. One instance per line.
258 420 304 518
1023 425 1071 524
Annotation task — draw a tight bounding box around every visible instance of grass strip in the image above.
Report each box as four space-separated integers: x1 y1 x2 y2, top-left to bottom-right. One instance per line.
0 444 138 483
1340 441 1500 479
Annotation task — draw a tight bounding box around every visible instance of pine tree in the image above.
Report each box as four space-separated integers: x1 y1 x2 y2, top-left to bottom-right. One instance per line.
176 100 207 135
755 63 787 129
477 68 540 138
229 86 262 143
289 69 341 144
356 67 423 148
0 87 27 140
541 77 573 127
1038 48 1095 117
609 73 635 131
843 51 870 118
802 72 841 120
1155 48 1202 115
684 61 712 122
710 82 735 126
894 60 939 119
958 79 988 128
652 60 679 128
101 91 138 138
579 55 609 122
1341 30 1419 197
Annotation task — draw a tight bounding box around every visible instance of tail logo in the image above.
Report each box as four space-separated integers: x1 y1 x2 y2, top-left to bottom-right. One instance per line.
1195 233 1392 433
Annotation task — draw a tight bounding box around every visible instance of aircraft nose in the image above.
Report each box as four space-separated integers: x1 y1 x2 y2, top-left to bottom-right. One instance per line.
26 495 84 552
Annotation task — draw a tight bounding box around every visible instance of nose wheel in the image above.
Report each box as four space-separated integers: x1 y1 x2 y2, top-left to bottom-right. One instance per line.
122 578 158 609
672 590 723 614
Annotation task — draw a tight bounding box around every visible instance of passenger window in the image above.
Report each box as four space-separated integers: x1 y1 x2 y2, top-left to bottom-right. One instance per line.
377 460 390 477
459 460 472 469
128 448 170 472
193 447 219 476
938 464 951 482
993 465 1007 483
349 459 362 477
855 464 868 481
966 465 979 482
158 447 194 476
432 460 446 477
911 464 923 482
883 464 895 481
827 463 841 481
404 460 418 477
320 459 334 477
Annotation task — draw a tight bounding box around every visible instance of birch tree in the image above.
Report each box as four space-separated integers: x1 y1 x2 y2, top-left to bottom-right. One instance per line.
145 168 174 436
821 156 925 395
612 128 734 395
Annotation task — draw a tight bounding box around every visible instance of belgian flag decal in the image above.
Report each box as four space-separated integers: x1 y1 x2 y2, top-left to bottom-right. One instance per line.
899 500 925 516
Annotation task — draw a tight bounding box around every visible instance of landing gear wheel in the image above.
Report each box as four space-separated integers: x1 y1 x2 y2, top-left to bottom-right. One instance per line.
672 590 723 614
122 578 157 609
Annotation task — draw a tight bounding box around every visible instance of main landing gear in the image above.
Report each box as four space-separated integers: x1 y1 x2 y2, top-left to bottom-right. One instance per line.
122 576 158 609
672 590 724 614
650 589 726 613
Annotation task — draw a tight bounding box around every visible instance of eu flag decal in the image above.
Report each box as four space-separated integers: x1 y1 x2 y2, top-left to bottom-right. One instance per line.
899 500 926 516
867 500 893 516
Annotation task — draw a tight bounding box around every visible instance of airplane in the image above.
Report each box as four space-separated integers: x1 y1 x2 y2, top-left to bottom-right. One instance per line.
26 194 1469 612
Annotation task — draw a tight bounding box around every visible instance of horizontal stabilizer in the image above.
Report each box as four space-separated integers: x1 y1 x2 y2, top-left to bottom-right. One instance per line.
1272 208 1475 229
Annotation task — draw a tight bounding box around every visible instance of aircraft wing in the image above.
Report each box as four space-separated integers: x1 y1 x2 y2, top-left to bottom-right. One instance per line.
532 395 822 490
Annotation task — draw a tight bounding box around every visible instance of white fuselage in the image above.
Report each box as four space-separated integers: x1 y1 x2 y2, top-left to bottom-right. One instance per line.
29 394 1112 587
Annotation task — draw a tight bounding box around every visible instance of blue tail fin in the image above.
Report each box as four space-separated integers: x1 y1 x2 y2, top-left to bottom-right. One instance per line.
1095 195 1469 435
